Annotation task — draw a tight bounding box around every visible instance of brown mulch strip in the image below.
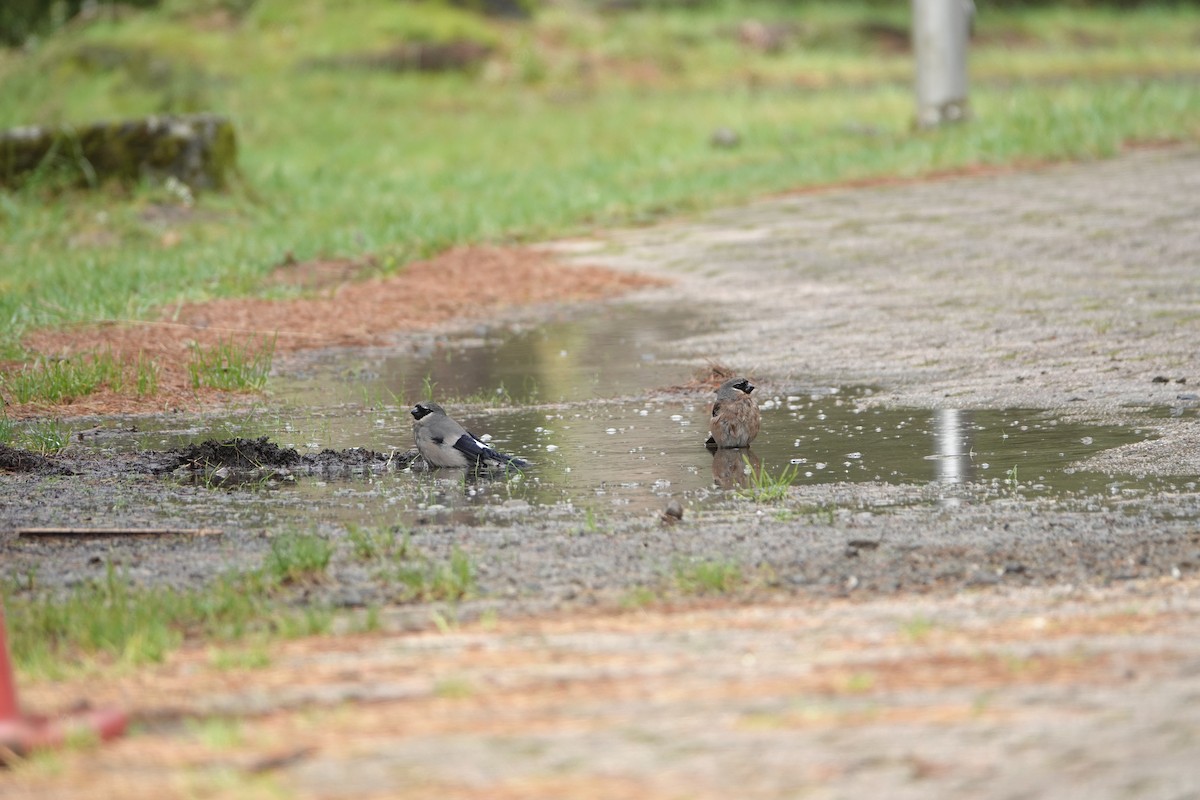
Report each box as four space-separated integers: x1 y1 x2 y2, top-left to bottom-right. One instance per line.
2 246 667 419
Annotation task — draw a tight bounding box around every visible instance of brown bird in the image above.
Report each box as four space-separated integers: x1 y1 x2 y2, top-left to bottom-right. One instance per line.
705 377 761 449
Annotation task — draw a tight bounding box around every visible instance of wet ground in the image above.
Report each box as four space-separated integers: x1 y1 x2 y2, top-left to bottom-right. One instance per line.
4 307 1198 606
4 147 1200 798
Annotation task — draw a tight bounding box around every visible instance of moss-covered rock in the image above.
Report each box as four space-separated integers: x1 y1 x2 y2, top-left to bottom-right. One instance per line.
0 113 237 191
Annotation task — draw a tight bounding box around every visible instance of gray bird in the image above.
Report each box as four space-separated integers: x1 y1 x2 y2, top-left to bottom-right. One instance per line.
705 377 761 449
410 401 528 471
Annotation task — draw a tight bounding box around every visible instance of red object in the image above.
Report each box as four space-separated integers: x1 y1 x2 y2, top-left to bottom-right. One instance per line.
0 602 128 762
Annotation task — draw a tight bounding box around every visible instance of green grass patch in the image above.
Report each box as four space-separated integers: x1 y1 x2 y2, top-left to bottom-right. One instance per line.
737 459 800 503
185 716 246 751
1 546 343 680
345 522 403 562
208 641 272 671
0 350 161 405
3 562 276 679
21 418 71 454
900 614 936 643
433 676 475 699
672 557 744 596
134 351 159 396
1 351 121 403
1 417 72 453
0 2 1196 357
393 546 477 602
342 525 476 602
187 336 275 391
619 585 659 610
265 531 333 584
0 523 487 680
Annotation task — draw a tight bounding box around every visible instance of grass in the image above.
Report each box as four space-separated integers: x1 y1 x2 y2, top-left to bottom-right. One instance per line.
620 585 658 610
345 522 403 562
0 348 160 406
265 531 334 584
673 557 744 596
187 336 275 391
2 527 387 680
394 546 477 602
20 418 71 453
900 614 936 643
0 417 71 452
2 561 298 679
737 458 800 503
0 1 1196 362
342 523 478 602
0 349 157 403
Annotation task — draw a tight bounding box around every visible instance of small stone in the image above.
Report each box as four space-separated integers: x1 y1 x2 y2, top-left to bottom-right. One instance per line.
710 128 741 149
661 499 684 524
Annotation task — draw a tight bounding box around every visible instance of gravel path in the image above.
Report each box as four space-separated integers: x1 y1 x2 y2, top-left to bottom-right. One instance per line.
552 145 1200 474
4 146 1200 799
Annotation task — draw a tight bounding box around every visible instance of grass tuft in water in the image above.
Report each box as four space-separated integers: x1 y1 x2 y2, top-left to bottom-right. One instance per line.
737 458 800 503
18 419 71 454
421 374 437 403
187 336 275 391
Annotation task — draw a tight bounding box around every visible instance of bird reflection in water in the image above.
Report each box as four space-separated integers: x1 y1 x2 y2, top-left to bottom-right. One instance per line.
710 447 762 489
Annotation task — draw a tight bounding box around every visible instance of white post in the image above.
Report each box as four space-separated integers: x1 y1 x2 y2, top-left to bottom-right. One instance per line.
911 0 972 128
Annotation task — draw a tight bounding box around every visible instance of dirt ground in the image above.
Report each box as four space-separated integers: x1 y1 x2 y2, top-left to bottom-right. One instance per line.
6 245 664 418
3 146 1200 799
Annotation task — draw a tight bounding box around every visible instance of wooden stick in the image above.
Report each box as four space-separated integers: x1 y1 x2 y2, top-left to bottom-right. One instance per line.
16 527 222 538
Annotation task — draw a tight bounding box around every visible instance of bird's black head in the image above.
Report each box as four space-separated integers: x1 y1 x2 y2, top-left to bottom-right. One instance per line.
733 378 755 395
410 402 437 421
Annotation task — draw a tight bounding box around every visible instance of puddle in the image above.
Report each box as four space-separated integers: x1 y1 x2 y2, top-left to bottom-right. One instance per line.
277 304 715 407
76 306 1199 528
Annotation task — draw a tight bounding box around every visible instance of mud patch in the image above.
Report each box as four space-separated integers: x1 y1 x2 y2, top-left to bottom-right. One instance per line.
157 437 420 481
166 436 304 471
0 443 75 475
0 437 418 484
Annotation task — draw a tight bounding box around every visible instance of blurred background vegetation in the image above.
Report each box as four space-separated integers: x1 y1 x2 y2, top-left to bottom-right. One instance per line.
0 0 1198 360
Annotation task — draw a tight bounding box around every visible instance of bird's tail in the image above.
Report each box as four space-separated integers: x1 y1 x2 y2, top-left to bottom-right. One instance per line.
480 448 529 471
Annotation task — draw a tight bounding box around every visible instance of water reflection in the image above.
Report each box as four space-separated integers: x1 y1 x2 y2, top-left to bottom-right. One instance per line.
278 304 714 408
87 307 1199 523
104 389 1189 522
711 447 760 490
934 408 969 484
